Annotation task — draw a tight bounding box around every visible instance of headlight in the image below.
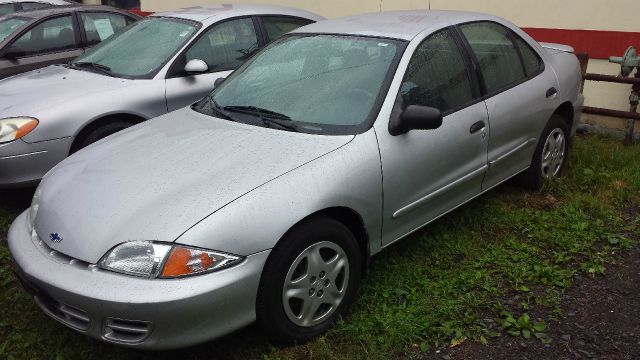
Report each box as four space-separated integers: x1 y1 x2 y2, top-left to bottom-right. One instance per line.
27 185 42 232
99 241 243 278
0 117 39 144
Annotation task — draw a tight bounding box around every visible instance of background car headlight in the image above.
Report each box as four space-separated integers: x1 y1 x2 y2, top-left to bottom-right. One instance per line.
0 117 39 144
27 185 42 232
99 241 243 278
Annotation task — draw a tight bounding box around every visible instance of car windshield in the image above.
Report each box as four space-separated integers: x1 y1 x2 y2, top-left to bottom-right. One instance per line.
72 17 198 78
0 17 27 43
204 34 403 135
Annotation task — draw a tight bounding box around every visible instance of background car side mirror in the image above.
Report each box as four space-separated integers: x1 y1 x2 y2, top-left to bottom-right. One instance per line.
389 105 443 136
184 59 208 74
0 45 26 59
214 77 225 87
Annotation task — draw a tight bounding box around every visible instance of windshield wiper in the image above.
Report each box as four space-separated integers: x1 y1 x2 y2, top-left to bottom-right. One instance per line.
223 105 299 132
192 96 235 122
69 62 115 77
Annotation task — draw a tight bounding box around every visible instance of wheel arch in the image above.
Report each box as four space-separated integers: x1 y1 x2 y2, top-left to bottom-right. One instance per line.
553 101 574 131
69 113 147 154
279 206 371 275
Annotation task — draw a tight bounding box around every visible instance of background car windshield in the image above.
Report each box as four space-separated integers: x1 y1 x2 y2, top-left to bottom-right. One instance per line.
73 17 197 78
0 17 27 43
211 34 400 133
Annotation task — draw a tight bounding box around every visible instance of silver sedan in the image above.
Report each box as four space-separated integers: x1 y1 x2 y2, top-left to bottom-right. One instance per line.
0 4 322 187
8 10 584 349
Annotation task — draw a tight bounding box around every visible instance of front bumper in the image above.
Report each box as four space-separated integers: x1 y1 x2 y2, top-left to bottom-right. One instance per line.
8 211 270 349
0 137 73 188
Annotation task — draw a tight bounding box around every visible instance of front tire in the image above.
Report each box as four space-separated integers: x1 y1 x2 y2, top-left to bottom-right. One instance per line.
256 217 362 344
72 120 133 153
519 114 570 190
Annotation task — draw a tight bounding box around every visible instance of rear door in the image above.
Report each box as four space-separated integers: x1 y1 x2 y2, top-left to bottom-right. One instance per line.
377 28 489 246
1 13 83 77
457 21 560 190
164 16 260 112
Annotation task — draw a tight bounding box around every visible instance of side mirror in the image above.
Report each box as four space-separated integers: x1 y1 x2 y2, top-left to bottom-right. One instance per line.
389 105 442 136
184 59 208 74
213 77 225 87
0 46 25 59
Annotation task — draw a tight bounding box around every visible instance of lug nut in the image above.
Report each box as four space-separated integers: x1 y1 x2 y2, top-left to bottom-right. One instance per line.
324 279 330 287
319 271 325 278
309 288 315 296
317 290 323 297
310 276 316 283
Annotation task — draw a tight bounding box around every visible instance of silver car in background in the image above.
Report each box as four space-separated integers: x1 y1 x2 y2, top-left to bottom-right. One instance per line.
9 11 583 349
0 4 323 187
0 0 75 16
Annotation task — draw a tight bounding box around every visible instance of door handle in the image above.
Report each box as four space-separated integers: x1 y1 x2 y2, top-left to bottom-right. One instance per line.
469 120 486 134
546 87 558 98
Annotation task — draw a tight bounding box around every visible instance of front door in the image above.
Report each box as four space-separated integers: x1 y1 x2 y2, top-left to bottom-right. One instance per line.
376 28 489 246
165 17 259 112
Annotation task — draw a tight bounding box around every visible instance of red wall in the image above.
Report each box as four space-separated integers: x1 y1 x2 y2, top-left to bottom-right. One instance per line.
522 28 640 59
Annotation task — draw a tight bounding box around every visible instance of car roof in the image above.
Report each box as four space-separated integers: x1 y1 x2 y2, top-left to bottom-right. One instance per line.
292 10 503 41
151 4 324 24
1 4 134 20
0 0 74 5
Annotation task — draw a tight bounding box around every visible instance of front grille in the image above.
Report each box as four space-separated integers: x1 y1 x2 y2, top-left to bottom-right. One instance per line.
103 318 152 344
34 295 90 331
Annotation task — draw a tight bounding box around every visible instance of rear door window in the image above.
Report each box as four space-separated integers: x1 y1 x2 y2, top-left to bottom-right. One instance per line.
513 35 543 76
0 4 16 17
261 16 312 41
459 21 526 94
80 12 131 46
20 2 54 11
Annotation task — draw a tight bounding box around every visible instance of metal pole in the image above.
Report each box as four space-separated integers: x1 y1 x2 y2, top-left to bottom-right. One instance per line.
624 70 639 145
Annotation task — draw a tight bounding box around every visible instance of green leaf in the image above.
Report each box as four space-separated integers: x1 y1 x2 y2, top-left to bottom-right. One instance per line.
583 168 594 175
533 321 547 332
420 341 430 352
517 313 531 328
506 329 520 337
480 336 488 345
607 236 620 245
522 329 531 339
534 332 552 344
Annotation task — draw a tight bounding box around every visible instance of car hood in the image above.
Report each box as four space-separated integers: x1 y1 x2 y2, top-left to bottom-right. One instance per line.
34 107 353 263
0 65 132 116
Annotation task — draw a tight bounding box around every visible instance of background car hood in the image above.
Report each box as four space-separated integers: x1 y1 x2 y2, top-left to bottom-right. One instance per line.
34 108 353 263
0 65 132 116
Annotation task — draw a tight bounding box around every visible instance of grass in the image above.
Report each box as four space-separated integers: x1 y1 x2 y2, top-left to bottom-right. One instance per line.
0 135 639 359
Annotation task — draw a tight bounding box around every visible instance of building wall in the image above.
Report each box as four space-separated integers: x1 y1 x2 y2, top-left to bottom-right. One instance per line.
137 0 638 131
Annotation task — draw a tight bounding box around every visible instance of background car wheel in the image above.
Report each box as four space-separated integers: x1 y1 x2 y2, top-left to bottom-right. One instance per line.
519 114 570 190
256 217 362 344
72 120 134 153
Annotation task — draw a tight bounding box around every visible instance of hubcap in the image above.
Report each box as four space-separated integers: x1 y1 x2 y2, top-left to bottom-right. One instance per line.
541 128 566 179
282 241 349 327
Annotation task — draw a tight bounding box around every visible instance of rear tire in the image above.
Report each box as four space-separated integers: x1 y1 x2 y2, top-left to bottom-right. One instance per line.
256 217 362 345
72 120 133 153
519 114 570 190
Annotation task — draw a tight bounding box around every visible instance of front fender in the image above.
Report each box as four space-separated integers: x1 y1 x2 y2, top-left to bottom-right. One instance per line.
22 81 167 143
175 129 384 257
